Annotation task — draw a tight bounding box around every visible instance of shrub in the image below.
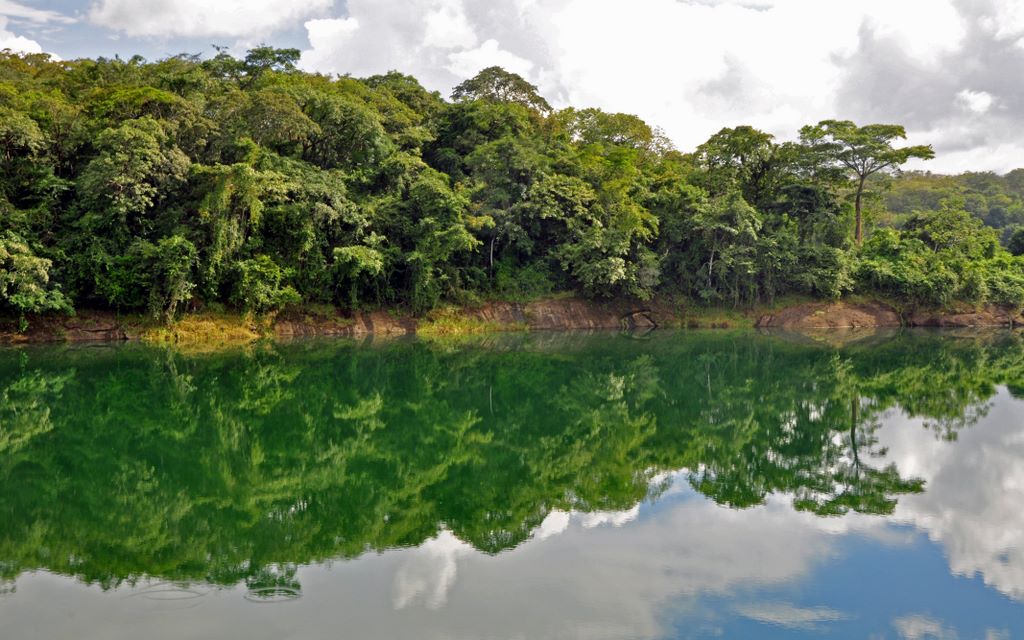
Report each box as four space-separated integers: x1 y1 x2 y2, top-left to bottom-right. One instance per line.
230 255 301 313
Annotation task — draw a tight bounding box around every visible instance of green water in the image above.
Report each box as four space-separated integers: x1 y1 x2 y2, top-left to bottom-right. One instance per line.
1 330 1023 638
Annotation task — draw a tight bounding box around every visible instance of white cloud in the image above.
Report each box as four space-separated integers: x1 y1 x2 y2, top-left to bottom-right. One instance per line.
300 0 530 92
534 509 571 540
393 530 472 610
0 0 72 56
881 389 1024 601
0 16 43 54
88 0 334 38
983 0 1024 40
956 89 995 114
303 16 359 64
422 0 477 50
546 0 965 147
893 614 959 640
857 0 965 63
445 39 533 78
0 0 74 25
734 602 849 631
533 504 642 543
578 505 640 529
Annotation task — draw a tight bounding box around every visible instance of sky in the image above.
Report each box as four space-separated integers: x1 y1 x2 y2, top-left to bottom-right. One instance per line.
2 0 1024 173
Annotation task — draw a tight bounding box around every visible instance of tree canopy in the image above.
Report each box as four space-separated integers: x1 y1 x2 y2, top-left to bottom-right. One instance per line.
799 120 935 244
0 48 1020 321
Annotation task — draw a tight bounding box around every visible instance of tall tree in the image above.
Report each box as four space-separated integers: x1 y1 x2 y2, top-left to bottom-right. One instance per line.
241 46 301 86
800 120 934 244
693 125 785 208
451 66 552 114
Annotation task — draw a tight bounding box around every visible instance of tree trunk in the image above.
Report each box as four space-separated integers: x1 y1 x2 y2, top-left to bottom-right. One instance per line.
707 246 716 293
854 175 866 245
850 395 861 469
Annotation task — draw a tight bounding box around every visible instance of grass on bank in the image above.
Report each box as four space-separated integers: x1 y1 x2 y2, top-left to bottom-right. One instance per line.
674 305 759 329
662 294 818 329
137 313 266 347
416 306 528 337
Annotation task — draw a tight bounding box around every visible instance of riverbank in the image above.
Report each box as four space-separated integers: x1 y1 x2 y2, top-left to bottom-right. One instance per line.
2 297 1023 346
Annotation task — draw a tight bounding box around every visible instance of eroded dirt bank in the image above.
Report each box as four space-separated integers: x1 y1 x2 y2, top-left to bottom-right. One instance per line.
3 298 1024 344
275 298 662 339
754 301 1024 330
754 301 902 329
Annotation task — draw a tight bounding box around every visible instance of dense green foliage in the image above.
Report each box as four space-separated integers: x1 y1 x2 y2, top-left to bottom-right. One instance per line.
2 48 1022 319
885 170 1024 242
5 330 1023 590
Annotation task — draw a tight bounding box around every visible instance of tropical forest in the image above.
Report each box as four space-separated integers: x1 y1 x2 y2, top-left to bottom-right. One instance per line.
4 47 1024 325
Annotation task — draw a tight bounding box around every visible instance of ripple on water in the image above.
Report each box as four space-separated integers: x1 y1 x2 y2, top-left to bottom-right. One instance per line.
125 582 211 610
244 586 302 603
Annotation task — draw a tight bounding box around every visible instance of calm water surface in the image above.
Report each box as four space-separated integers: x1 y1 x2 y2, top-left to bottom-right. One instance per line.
1 330 1023 639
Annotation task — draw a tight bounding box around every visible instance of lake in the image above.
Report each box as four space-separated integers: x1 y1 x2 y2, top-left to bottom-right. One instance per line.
1 330 1023 639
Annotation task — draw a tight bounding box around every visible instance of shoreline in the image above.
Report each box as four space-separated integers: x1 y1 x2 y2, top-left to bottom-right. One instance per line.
2 297 1022 346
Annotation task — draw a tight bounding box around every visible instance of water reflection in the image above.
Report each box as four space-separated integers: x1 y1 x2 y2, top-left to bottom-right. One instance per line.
885 390 1024 600
1 330 1023 637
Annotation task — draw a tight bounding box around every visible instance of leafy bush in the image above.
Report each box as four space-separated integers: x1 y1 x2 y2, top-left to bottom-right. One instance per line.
230 255 300 313
492 259 555 301
0 231 71 319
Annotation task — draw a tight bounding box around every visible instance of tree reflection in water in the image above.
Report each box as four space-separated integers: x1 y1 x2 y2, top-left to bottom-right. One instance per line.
1 330 1022 596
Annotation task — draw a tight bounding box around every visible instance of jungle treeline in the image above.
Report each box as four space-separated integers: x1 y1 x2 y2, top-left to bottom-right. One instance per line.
3 47 1024 321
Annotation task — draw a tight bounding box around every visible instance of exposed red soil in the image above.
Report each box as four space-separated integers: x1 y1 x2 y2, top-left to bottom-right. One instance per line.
755 301 902 329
